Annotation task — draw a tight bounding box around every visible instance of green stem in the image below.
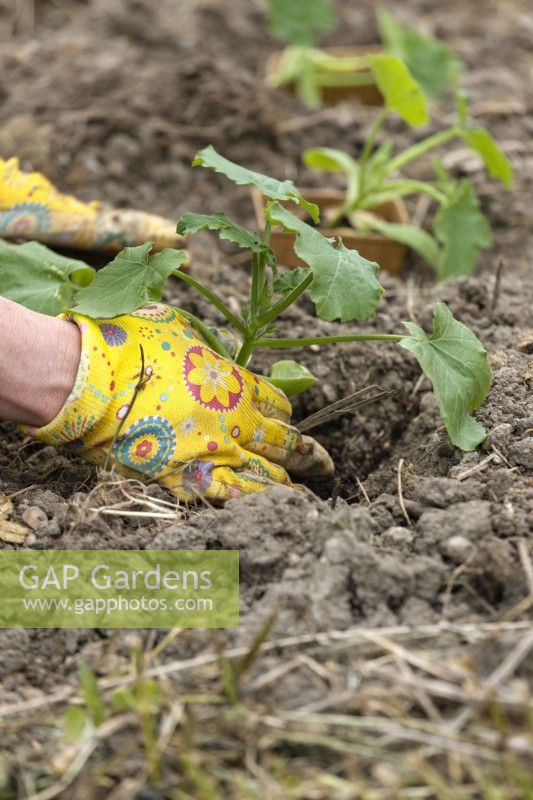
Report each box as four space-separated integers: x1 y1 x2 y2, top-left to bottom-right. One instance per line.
235 336 256 367
251 252 261 318
174 308 232 359
356 108 388 203
383 128 459 177
360 180 447 208
256 272 313 328
261 220 272 246
313 72 376 87
256 333 403 348
172 270 246 335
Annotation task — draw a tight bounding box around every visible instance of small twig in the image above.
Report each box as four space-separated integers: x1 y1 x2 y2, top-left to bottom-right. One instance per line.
517 539 533 596
355 476 371 505
448 628 533 732
103 345 152 471
297 386 389 432
442 548 478 616
490 257 505 314
397 458 411 526
25 714 136 800
455 454 495 481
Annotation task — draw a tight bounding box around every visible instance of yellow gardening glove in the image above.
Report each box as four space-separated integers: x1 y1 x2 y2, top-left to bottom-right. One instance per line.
0 157 184 253
26 304 333 501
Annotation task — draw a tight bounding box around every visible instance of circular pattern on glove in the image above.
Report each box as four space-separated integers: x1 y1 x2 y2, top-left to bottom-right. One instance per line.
98 323 128 346
183 345 244 412
113 416 176 476
0 202 51 236
131 304 177 323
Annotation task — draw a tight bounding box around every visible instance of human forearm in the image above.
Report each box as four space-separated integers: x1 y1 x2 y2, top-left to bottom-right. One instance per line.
0 296 80 425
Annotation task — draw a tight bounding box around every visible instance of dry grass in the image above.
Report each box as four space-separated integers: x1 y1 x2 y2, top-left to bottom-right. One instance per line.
1 618 532 799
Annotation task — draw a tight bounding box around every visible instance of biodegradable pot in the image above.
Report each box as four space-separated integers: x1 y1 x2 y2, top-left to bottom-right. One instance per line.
266 46 383 107
252 188 409 276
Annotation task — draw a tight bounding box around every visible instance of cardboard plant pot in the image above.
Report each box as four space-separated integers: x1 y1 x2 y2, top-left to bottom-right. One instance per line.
266 46 383 107
252 188 409 276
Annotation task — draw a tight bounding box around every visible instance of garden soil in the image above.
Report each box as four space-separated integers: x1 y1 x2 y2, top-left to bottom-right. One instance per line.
0 0 531 746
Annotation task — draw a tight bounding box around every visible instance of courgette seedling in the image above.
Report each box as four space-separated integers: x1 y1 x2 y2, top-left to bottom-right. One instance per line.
0 146 492 452
303 80 513 280
266 2 463 108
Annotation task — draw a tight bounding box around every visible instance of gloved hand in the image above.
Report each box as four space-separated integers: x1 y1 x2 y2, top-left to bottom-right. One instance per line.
0 157 183 253
26 304 333 501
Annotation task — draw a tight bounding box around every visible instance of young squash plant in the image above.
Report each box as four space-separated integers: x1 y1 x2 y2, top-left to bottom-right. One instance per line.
0 146 491 451
303 82 513 280
266 1 463 109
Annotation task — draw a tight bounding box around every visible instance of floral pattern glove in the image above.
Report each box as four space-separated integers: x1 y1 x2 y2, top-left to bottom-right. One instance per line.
26 304 333 501
0 157 183 252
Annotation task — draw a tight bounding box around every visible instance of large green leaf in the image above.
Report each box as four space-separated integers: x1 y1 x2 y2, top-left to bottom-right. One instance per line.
266 202 383 322
266 0 334 46
72 243 187 318
354 214 440 268
176 212 272 259
399 303 491 450
433 180 491 280
460 128 514 188
268 360 317 397
377 9 463 100
192 146 319 222
367 53 429 126
0 239 95 316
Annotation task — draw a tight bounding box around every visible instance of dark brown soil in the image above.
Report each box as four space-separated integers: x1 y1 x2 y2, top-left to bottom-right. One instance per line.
0 0 531 789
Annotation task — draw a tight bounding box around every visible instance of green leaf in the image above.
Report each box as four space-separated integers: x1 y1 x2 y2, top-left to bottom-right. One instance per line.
378 9 463 100
192 146 319 222
268 360 317 397
72 243 187 318
459 128 514 188
302 147 359 177
367 53 429 126
399 303 491 450
433 181 491 280
266 0 334 46
0 239 95 316
62 706 88 742
354 214 441 268
273 267 312 295
176 212 271 256
302 147 360 208
266 202 383 322
79 663 107 727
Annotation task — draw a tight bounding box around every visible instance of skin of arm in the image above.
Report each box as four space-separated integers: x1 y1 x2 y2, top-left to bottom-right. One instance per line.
0 295 80 426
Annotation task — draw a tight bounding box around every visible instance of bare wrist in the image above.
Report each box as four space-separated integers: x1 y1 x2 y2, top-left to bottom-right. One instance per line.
0 296 81 426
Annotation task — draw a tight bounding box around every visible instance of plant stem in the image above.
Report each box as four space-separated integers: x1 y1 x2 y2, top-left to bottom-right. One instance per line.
383 128 459 177
355 108 388 205
256 333 403 348
172 270 246 335
235 336 256 367
250 252 261 318
256 272 313 328
261 220 272 246
174 308 232 359
360 180 447 208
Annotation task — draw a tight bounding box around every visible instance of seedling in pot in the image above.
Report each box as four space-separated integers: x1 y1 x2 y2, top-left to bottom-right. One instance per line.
265 1 463 108
0 146 492 452
303 75 513 280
